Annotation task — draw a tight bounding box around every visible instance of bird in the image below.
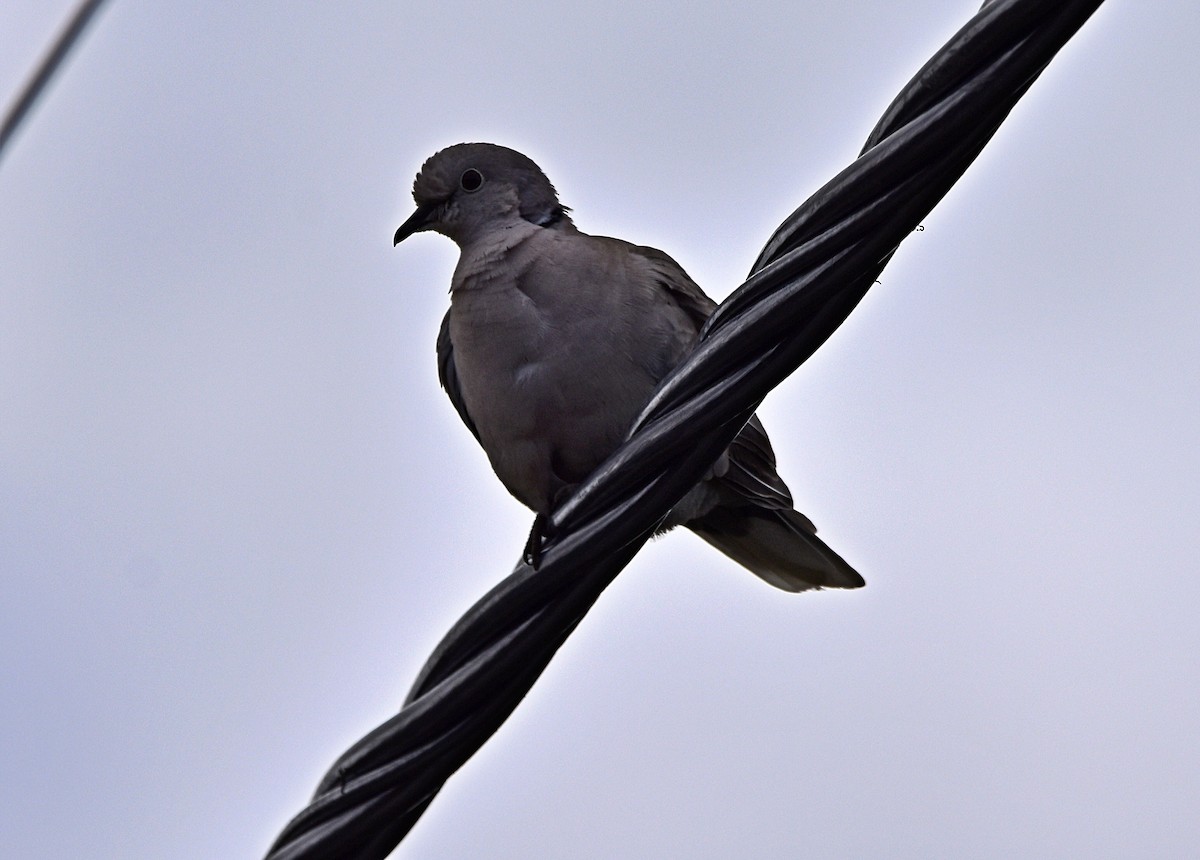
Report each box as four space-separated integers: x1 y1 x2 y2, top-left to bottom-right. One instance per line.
393 142 863 593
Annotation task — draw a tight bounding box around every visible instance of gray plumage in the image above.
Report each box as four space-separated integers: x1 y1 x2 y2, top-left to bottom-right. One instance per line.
394 142 863 592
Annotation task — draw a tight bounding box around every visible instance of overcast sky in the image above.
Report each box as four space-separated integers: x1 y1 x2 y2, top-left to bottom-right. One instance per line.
3 2 1197 858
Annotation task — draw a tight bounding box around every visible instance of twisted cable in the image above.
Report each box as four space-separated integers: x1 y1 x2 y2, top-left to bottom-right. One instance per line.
266 2 1106 856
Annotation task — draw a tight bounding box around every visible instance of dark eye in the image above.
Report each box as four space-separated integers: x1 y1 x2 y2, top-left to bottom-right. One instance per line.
459 168 484 192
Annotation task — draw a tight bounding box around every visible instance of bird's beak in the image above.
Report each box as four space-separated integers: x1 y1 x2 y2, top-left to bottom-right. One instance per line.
393 202 438 246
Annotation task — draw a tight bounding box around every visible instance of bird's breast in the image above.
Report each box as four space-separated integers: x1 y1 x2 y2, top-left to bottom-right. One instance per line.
448 282 657 503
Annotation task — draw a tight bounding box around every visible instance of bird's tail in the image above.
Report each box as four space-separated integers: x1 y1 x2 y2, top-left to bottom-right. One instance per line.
687 507 865 593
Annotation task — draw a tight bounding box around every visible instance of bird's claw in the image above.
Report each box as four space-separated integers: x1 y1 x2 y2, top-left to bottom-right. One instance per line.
523 514 555 569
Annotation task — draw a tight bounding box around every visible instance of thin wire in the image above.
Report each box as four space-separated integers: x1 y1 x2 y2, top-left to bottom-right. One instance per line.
0 0 110 165
266 1 1106 857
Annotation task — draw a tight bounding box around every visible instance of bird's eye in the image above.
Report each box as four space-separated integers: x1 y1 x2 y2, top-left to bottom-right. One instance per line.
460 168 484 192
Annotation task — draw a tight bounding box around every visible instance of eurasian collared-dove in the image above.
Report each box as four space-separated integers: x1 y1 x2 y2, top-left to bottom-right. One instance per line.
394 142 862 593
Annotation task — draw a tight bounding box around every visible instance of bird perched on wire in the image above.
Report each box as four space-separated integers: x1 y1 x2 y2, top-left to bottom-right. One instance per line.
393 142 862 593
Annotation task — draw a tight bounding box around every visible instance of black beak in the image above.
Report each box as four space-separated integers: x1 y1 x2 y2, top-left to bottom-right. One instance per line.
393 203 438 246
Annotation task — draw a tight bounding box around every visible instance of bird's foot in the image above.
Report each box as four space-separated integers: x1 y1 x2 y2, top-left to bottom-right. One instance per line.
523 514 556 569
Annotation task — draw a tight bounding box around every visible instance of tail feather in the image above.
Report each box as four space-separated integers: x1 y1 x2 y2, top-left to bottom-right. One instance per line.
688 507 865 593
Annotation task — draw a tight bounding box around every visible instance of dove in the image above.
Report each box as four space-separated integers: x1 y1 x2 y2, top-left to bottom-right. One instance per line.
394 143 862 592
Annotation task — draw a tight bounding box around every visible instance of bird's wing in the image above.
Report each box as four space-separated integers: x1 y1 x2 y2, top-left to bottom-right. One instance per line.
628 245 797 515
629 244 718 330
724 415 803 516
436 308 481 443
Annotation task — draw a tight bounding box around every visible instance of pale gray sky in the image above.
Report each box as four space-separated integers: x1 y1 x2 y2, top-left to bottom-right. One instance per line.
3 2 1197 858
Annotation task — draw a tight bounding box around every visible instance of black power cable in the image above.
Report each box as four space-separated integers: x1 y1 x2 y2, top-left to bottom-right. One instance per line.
0 0 109 164
266 1 1106 857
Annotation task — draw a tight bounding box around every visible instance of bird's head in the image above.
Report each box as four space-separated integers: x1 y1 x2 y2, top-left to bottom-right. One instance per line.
393 143 572 247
